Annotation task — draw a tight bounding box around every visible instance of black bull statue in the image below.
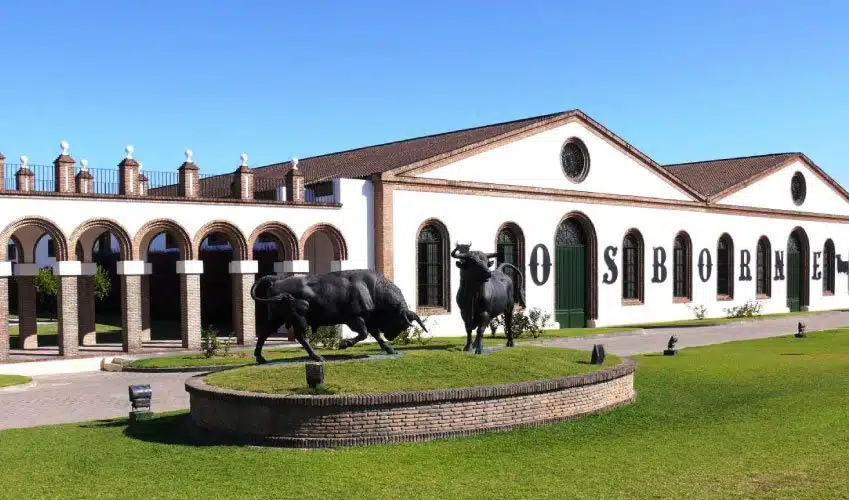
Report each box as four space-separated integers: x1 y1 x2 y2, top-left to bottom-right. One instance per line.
250 269 427 363
451 242 526 354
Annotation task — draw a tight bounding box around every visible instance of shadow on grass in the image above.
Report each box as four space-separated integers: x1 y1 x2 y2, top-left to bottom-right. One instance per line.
115 413 294 449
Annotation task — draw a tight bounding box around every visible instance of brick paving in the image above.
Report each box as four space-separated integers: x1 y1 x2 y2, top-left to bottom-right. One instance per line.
2 311 849 431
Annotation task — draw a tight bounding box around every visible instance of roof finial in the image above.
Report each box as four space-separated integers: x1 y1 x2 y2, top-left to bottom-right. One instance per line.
20 155 28 168
292 157 299 170
125 145 134 160
60 140 69 156
240 153 248 167
185 149 194 163
80 158 89 172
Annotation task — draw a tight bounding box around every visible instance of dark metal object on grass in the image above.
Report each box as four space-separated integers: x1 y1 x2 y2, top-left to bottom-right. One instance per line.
591 344 606 365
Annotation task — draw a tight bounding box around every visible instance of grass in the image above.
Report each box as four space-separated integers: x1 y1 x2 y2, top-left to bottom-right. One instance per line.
0 374 31 388
3 331 849 498
205 345 617 394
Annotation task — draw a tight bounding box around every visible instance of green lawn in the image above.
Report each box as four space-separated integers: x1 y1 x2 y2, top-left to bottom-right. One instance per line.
205 345 617 394
2 331 849 498
0 374 31 388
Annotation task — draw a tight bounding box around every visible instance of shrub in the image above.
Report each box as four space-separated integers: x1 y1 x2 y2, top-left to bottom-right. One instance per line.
308 325 342 350
724 299 763 319
688 303 708 320
200 326 221 358
92 264 112 301
489 308 551 339
394 315 433 346
35 267 58 320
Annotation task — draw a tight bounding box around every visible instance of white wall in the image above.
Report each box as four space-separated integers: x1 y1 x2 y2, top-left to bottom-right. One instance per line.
720 159 849 215
419 120 695 202
392 188 849 334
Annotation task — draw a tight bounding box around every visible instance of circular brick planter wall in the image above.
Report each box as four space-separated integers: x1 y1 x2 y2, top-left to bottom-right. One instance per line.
185 358 636 448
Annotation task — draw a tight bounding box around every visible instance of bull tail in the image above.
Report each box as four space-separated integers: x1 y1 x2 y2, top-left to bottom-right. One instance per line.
497 263 526 309
405 310 428 332
250 275 281 303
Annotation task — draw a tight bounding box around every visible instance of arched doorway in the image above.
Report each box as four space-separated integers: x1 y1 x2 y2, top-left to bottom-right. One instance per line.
787 228 810 312
554 214 597 328
301 224 347 275
248 223 298 337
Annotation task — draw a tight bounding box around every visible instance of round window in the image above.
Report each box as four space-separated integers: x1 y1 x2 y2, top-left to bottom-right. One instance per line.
791 171 806 205
560 139 589 183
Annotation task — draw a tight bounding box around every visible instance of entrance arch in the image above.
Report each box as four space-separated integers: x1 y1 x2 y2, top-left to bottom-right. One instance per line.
554 212 597 328
300 224 348 275
787 227 810 312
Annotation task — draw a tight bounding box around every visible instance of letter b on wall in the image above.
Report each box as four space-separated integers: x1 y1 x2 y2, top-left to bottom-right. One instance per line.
652 247 667 283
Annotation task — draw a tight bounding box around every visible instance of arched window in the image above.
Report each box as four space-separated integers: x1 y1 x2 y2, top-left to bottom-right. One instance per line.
673 232 691 301
417 222 448 308
756 236 771 297
717 234 734 298
622 230 644 302
824 239 835 294
496 225 524 302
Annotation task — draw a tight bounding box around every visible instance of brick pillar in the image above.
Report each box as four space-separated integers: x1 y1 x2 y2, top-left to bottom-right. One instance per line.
78 263 97 345
54 261 82 358
139 173 148 196
229 260 258 345
16 156 34 192
0 262 11 361
0 152 6 192
179 150 200 198
116 261 145 353
118 146 140 196
285 160 304 202
373 174 395 280
141 263 151 342
76 159 94 194
54 141 76 193
14 264 39 350
177 260 203 349
232 154 254 200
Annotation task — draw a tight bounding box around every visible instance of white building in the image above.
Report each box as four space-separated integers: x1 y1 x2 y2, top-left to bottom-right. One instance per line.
2 109 847 359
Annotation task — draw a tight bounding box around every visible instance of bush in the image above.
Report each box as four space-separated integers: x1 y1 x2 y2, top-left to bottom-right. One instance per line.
489 308 551 339
35 267 58 320
724 299 763 319
688 303 708 320
394 315 433 346
200 326 221 358
92 264 112 301
308 325 342 350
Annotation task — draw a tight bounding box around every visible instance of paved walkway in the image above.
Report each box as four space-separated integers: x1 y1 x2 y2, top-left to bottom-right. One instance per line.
2 311 849 431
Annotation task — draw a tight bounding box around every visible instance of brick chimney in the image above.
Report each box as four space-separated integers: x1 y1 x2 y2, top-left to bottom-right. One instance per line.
231 153 253 200
119 145 140 196
179 149 199 198
54 140 76 193
285 157 304 203
75 158 94 194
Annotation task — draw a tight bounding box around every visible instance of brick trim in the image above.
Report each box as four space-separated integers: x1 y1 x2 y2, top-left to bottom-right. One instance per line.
0 189 341 208
68 218 134 261
246 222 299 261
193 220 249 261
415 218 451 312
373 175 394 280
186 359 635 448
133 219 194 260
0 216 69 261
299 223 349 261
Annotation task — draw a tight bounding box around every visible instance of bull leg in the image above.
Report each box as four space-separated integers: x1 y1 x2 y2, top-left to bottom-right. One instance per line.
504 310 515 348
339 329 369 350
463 318 475 352
474 312 490 355
368 327 398 355
294 325 325 363
254 322 276 364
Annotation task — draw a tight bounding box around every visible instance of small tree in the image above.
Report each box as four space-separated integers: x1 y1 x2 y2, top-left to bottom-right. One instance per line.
35 267 58 320
92 264 112 301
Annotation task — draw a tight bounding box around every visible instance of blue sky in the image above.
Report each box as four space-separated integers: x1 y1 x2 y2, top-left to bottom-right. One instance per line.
2 1 848 185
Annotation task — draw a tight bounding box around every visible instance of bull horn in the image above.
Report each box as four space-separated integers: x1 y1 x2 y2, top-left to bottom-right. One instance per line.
451 241 472 259
406 311 428 333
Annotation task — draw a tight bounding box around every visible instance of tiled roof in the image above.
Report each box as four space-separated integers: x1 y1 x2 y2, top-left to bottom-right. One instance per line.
253 112 568 183
663 153 800 198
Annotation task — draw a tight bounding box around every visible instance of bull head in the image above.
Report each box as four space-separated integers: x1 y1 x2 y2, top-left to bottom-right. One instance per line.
452 242 497 280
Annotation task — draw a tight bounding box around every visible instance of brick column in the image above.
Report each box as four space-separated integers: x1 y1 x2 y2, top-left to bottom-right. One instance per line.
138 173 148 196
232 154 253 200
54 261 81 358
285 159 304 202
229 260 258 345
76 159 94 194
141 263 152 342
77 263 97 345
117 261 145 353
177 260 203 349
54 141 76 193
179 150 200 198
0 262 11 361
0 152 5 192
119 146 140 196
16 155 34 192
14 264 39 350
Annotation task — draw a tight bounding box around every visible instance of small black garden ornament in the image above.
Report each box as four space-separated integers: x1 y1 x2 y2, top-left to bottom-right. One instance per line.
664 335 679 356
590 344 606 365
795 322 807 338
